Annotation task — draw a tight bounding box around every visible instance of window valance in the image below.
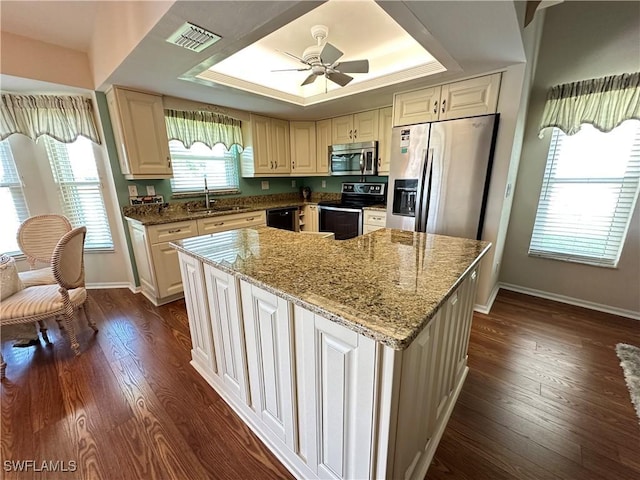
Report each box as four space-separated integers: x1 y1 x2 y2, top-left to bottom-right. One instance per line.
539 72 640 137
164 109 243 150
0 94 101 144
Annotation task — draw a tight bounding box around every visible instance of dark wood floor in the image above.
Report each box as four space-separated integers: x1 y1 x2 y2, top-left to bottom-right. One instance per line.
1 289 639 479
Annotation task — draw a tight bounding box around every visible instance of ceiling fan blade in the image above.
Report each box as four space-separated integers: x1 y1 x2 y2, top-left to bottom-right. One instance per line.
278 50 310 66
326 71 353 87
320 42 343 65
333 59 369 74
271 67 311 72
301 73 318 86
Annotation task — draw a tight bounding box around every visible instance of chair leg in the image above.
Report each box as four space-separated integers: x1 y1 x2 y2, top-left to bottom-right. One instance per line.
38 320 51 344
1 352 6 380
63 311 80 356
83 304 98 332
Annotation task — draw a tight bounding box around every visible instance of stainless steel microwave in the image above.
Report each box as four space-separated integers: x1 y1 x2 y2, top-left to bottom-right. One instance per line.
329 141 378 176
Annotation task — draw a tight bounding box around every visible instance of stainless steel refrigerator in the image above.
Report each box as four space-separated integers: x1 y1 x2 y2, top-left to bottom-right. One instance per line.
385 114 499 240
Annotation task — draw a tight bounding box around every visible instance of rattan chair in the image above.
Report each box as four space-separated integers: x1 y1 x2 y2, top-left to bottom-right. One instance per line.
16 214 72 287
0 227 97 379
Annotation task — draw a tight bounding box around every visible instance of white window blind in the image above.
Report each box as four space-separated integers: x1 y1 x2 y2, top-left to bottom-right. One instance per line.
43 137 114 250
169 140 240 194
0 140 29 254
529 121 640 267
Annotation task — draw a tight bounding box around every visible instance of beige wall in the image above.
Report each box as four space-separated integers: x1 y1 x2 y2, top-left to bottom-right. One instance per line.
500 1 640 316
0 32 93 89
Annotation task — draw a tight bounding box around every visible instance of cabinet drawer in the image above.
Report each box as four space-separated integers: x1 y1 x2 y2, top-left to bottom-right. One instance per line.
364 210 387 227
147 220 198 244
198 211 266 235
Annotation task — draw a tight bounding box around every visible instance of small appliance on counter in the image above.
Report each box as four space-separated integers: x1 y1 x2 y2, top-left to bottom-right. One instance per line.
301 186 311 201
318 182 386 240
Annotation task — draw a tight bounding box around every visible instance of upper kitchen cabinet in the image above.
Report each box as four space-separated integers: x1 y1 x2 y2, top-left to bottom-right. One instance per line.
241 114 291 177
332 110 379 144
315 119 332 175
290 121 317 175
106 86 172 179
377 107 393 175
393 73 501 127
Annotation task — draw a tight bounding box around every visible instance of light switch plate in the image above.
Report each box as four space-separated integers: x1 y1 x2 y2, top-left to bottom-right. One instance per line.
146 185 156 195
128 185 138 197
322 180 327 188
261 181 269 190
291 180 296 187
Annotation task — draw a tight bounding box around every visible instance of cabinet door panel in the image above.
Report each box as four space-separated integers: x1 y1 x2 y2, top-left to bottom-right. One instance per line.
271 118 291 173
241 281 296 447
118 89 171 176
204 265 249 403
252 115 272 173
290 121 316 174
294 305 376 479
151 243 183 298
439 74 501 120
353 110 378 142
393 87 441 126
127 222 155 296
178 252 217 376
332 115 353 144
377 107 393 174
316 119 332 174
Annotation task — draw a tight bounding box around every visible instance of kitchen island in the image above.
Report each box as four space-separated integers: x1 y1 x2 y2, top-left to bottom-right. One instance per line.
172 227 490 479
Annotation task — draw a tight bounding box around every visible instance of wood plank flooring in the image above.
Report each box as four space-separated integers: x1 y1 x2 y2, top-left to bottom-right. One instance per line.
1 288 639 479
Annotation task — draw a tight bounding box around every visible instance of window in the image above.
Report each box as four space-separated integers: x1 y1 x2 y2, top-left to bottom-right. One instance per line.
43 137 114 250
529 121 640 267
169 140 240 194
0 140 29 254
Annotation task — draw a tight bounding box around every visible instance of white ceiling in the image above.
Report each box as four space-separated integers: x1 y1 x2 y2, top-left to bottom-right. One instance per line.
200 0 444 106
0 1 526 121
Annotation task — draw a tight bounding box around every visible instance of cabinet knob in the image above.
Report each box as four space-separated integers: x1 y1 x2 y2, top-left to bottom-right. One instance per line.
214 222 224 226
167 156 171 168
167 229 181 233
354 129 357 139
270 161 274 169
441 99 446 114
292 161 295 169
433 101 438 114
349 129 353 139
246 217 255 221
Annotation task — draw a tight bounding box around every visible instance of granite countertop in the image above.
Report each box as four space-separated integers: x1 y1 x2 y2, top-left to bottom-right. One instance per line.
172 227 490 350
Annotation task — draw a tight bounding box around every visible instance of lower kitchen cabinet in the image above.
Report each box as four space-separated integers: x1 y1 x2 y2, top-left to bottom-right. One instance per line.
177 256 480 480
300 204 319 232
363 209 387 234
240 281 297 448
203 265 250 404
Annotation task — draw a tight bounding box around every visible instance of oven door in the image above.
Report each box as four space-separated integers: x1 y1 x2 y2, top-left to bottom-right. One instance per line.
318 205 363 240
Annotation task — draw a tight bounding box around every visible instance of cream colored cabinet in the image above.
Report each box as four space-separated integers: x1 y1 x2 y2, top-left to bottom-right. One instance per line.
241 281 297 448
377 107 393 175
393 73 501 127
241 114 291 176
127 219 198 306
331 109 379 144
363 210 386 234
315 119 332 174
290 122 317 174
204 264 250 404
178 252 217 377
197 210 266 235
294 305 377 478
300 204 319 232
106 86 172 179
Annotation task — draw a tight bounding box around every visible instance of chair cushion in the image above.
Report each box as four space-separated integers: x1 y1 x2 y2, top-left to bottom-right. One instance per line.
18 267 56 288
0 285 86 322
0 255 24 301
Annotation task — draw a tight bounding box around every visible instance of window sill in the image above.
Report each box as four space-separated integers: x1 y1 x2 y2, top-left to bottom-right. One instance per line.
527 251 618 269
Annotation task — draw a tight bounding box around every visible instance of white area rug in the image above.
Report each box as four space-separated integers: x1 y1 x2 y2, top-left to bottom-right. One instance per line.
615 343 640 424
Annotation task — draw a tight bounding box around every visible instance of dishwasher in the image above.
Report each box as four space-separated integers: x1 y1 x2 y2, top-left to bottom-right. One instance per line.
266 207 299 232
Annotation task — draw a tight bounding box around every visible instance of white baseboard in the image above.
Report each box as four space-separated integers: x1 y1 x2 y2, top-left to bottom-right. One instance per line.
86 282 132 290
474 282 500 315
499 282 640 321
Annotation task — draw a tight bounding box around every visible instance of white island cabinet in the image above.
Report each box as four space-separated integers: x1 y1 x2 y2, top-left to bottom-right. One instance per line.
174 228 489 479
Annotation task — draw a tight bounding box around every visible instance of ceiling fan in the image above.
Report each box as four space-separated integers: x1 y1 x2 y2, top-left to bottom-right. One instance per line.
272 25 369 87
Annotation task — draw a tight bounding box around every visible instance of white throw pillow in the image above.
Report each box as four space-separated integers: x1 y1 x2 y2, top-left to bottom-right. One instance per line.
0 255 25 301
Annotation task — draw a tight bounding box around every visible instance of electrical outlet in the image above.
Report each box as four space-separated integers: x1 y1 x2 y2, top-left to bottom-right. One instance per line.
291 180 296 187
322 180 327 188
146 185 156 195
128 185 138 197
261 181 269 190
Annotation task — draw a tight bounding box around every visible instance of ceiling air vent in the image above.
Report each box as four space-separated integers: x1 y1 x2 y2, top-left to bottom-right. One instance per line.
166 22 221 53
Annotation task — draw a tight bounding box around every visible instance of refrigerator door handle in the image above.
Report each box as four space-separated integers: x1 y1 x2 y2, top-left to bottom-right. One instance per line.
416 148 434 232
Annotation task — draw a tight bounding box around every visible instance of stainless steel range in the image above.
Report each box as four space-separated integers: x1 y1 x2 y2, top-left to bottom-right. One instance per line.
318 182 386 240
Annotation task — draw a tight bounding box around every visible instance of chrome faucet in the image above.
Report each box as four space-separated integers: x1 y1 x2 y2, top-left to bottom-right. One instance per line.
204 177 211 208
